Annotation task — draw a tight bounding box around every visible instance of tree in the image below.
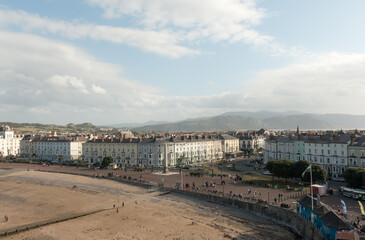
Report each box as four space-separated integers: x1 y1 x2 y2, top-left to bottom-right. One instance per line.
266 159 294 182
101 156 113 167
292 160 310 178
302 164 327 182
343 167 365 188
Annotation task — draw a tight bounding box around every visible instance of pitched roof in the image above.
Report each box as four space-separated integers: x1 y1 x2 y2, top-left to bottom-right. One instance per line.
312 205 330 215
320 211 351 230
298 195 320 209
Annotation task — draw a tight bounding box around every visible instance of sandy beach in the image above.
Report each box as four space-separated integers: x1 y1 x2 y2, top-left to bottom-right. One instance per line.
0 168 295 240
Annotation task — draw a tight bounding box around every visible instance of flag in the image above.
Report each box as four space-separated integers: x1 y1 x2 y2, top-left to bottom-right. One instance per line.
359 201 365 216
302 165 311 177
341 199 347 215
317 193 321 202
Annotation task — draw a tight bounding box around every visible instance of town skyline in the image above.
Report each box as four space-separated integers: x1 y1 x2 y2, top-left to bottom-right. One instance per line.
2 1 365 124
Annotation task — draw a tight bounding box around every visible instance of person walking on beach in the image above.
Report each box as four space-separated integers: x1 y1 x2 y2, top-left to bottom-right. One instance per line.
122 202 124 207
116 208 119 213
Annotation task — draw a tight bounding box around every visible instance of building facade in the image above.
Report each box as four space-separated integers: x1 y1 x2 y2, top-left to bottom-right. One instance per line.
347 136 365 168
264 133 351 178
83 137 139 165
32 136 85 162
0 125 23 157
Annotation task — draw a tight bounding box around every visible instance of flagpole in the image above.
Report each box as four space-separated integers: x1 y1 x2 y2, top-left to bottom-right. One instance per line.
310 164 313 210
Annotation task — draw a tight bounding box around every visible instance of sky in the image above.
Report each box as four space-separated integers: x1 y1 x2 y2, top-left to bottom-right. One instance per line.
1 0 365 125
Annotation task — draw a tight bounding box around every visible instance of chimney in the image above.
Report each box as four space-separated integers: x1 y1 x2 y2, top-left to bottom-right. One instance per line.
351 134 356 144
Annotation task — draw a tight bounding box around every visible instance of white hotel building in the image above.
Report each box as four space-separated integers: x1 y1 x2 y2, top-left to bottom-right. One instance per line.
0 125 23 157
21 136 85 162
264 133 351 178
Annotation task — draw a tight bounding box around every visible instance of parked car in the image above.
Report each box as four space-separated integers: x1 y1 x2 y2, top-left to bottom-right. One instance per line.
182 165 191 169
262 171 271 175
333 177 346 182
226 164 233 168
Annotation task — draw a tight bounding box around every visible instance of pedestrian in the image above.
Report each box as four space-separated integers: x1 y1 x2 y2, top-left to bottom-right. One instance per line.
113 204 115 208
116 208 119 213
274 198 277 204
216 204 218 209
122 202 124 207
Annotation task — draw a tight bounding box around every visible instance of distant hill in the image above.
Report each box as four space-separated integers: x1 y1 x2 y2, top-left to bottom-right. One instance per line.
132 111 365 132
262 115 332 129
219 110 302 119
133 116 267 132
107 121 168 128
0 122 96 133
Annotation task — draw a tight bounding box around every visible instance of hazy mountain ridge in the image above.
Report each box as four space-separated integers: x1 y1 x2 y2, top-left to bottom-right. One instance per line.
133 111 365 132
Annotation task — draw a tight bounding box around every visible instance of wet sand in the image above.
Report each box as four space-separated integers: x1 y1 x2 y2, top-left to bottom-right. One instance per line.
0 169 295 239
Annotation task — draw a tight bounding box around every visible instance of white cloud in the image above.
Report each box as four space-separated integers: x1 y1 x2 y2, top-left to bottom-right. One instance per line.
0 8 198 58
92 84 106 94
28 107 51 114
1 28 364 124
85 0 284 53
0 1 283 57
46 75 88 94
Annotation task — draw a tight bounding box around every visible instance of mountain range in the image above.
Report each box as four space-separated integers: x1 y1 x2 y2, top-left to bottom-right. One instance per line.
126 111 365 132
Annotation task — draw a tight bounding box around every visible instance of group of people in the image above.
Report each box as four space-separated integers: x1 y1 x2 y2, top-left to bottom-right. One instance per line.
113 202 125 213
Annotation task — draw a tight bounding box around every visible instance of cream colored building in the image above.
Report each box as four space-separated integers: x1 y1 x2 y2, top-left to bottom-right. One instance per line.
83 137 139 165
348 136 365 167
217 134 240 156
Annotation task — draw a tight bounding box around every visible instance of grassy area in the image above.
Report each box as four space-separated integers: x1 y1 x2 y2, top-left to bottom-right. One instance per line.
242 172 309 191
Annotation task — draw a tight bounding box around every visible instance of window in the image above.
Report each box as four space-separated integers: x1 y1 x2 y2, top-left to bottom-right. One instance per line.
328 150 330 154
